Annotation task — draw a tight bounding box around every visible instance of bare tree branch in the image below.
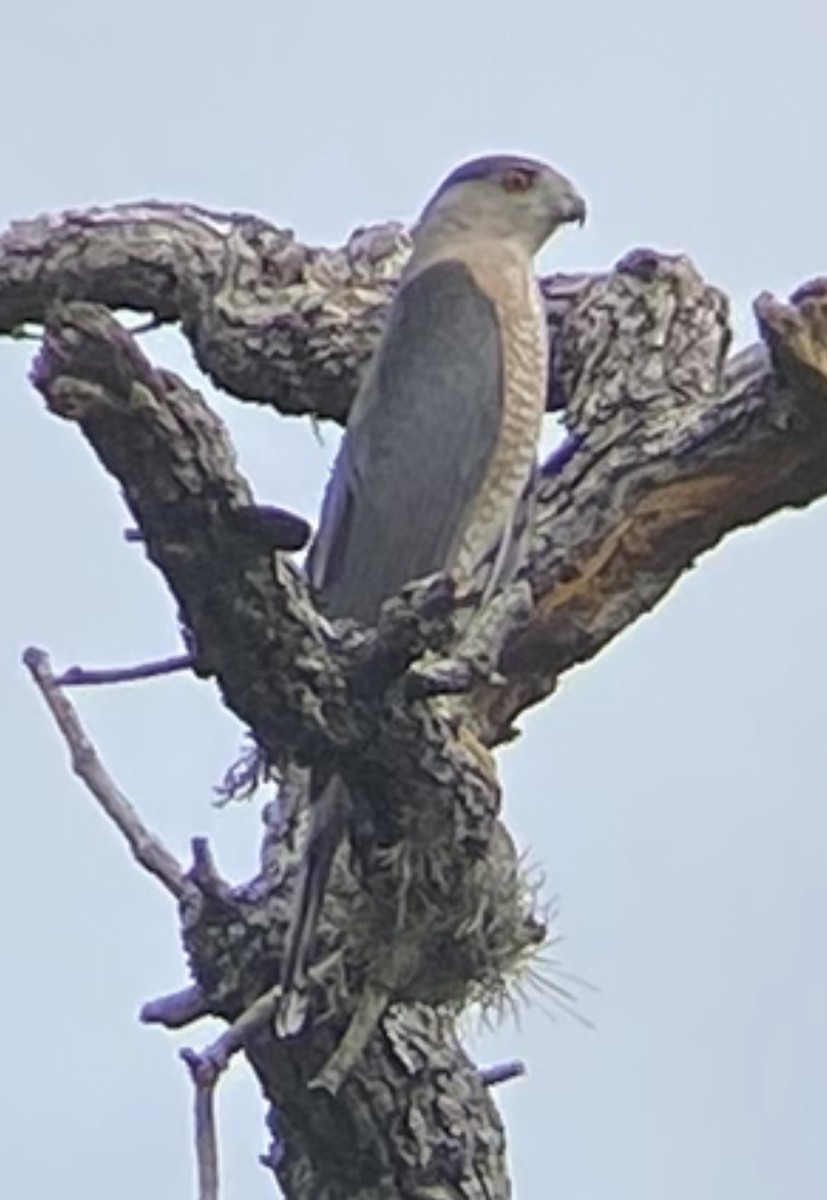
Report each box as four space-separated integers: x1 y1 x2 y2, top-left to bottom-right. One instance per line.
141 985 210 1029
184 985 282 1074
23 646 187 899
181 1047 221 1200
480 1060 526 1088
0 201 411 421
189 838 235 905
178 989 290 1200
126 503 311 553
474 258 827 741
6 201 827 1200
55 653 194 687
4 206 824 745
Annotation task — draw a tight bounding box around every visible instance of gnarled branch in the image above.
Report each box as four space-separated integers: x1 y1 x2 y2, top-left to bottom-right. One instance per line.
5 200 827 1200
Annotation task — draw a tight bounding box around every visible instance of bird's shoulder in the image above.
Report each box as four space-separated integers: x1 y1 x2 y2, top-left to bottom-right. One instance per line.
405 234 539 317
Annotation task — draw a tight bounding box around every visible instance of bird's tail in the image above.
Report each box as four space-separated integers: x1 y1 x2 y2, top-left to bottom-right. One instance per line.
276 770 349 1037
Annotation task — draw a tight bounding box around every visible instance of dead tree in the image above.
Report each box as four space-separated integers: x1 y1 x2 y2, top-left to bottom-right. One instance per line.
2 201 826 1200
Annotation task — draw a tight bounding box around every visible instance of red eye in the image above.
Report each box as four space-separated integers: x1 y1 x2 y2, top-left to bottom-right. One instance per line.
501 168 536 193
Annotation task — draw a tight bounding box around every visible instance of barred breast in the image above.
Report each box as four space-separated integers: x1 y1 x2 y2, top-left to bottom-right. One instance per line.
450 244 548 598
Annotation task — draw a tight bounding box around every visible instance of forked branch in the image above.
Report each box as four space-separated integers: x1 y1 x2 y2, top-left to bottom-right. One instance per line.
23 646 187 898
7 200 827 1200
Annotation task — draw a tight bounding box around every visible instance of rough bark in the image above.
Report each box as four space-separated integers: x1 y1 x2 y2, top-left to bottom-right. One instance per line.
3 202 826 1200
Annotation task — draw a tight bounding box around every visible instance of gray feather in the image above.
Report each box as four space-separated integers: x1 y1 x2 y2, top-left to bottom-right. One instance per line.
467 464 537 609
276 772 348 1037
278 262 506 1036
307 259 504 622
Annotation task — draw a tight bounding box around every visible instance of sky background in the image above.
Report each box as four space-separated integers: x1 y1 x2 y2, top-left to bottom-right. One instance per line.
1 2 825 1198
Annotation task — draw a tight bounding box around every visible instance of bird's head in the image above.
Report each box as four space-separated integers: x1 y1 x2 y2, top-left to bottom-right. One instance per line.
416 154 586 256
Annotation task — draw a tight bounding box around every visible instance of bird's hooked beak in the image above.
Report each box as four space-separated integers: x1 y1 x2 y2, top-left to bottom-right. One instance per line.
534 167 587 240
554 187 587 228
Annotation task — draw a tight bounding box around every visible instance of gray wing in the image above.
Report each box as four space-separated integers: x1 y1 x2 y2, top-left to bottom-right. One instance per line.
307 259 503 624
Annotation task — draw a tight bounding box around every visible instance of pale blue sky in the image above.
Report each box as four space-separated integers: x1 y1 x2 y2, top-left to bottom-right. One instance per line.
1 2 825 1198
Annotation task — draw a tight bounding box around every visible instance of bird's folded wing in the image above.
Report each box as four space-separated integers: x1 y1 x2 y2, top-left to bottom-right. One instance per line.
307 259 505 624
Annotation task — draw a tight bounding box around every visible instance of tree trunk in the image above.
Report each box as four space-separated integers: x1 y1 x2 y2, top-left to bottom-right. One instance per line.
3 204 826 1199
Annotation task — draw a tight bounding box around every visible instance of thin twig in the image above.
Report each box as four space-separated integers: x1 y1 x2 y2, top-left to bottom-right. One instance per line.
202 986 282 1069
480 1060 526 1088
179 985 284 1200
189 838 235 903
179 988 283 1087
23 646 187 898
181 1048 220 1200
55 653 194 687
140 985 210 1029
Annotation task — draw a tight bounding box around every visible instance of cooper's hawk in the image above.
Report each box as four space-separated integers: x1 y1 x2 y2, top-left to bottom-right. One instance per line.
278 153 586 1035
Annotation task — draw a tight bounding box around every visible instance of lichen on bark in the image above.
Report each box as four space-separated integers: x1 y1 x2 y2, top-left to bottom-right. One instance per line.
3 202 826 1200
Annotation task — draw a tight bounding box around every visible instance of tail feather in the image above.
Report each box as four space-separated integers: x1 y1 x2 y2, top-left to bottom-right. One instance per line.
276 771 348 1037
